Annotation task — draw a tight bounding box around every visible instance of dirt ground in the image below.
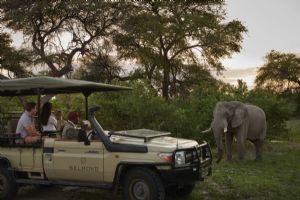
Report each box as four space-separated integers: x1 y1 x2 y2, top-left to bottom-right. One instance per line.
16 186 122 200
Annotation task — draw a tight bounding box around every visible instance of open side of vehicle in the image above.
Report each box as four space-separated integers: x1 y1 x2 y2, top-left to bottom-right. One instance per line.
0 77 212 200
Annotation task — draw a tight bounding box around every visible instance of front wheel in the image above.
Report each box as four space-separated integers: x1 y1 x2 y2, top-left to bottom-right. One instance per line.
166 183 195 197
0 166 18 199
122 167 165 200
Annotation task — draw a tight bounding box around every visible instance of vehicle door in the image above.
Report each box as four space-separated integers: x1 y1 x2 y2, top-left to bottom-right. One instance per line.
45 138 104 183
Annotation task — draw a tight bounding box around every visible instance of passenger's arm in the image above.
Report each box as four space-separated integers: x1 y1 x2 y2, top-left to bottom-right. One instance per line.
24 124 39 136
20 116 39 137
49 115 58 128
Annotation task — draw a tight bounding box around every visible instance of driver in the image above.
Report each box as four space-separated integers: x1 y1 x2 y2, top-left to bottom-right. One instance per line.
16 102 41 144
62 111 79 139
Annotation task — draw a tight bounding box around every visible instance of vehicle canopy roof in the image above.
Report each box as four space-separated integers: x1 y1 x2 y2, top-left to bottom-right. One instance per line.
0 76 131 96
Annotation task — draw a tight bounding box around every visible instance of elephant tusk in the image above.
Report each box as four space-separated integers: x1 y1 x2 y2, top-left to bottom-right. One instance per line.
201 127 212 134
224 127 228 133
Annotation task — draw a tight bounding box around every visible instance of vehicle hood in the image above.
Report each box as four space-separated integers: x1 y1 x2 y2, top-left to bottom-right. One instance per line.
109 129 198 152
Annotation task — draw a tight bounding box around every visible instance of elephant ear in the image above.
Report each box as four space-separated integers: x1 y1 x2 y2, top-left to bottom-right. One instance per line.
231 107 247 128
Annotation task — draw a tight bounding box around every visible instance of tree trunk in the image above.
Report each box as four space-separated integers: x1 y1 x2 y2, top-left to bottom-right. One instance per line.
162 66 170 100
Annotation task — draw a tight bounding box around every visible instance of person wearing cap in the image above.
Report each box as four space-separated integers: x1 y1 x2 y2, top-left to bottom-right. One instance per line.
62 111 80 139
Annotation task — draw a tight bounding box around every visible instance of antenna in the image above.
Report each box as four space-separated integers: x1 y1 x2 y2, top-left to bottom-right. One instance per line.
176 128 179 150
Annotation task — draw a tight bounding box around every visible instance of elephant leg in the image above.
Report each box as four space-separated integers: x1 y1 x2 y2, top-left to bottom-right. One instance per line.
253 140 263 160
236 133 245 160
225 132 233 161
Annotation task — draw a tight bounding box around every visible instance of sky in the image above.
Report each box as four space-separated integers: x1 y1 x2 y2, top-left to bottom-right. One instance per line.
222 0 300 69
8 1 300 86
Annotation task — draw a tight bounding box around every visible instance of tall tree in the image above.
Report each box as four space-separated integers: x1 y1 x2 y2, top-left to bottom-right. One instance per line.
73 43 122 83
114 1 246 99
0 32 31 79
255 50 300 93
0 0 123 77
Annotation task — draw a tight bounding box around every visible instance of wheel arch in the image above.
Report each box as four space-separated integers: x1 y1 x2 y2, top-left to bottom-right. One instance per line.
0 157 11 168
113 162 166 189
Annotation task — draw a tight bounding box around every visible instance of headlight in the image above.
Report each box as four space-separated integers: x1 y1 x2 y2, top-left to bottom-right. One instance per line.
175 151 185 167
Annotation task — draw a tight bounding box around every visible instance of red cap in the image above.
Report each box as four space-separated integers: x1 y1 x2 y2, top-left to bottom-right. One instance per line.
68 112 79 122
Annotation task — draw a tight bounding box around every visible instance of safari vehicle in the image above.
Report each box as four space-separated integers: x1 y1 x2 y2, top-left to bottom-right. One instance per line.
0 77 212 200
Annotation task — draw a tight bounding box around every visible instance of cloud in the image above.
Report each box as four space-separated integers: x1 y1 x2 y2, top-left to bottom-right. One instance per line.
213 67 257 89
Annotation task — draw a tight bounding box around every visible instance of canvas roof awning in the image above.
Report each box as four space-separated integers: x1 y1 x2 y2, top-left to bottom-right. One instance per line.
0 76 131 96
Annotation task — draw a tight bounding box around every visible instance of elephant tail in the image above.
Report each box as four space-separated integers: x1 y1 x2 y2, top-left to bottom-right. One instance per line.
201 127 212 134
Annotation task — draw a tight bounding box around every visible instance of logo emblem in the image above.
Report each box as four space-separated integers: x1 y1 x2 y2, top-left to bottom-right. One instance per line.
80 157 86 164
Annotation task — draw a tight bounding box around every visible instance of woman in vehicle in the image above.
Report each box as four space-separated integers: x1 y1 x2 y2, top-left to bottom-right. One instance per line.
41 102 57 132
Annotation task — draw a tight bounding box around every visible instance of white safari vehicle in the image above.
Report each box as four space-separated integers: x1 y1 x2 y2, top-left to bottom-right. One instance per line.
0 77 212 200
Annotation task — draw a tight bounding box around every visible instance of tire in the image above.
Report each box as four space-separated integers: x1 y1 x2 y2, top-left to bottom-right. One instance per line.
122 167 165 200
166 184 195 198
0 166 18 200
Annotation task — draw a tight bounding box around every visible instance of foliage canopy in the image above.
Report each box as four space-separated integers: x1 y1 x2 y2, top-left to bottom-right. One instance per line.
0 0 123 77
255 50 300 94
114 0 247 99
0 32 31 78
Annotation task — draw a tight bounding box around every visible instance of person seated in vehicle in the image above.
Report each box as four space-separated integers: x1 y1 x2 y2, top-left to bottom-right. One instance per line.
62 111 80 139
41 102 57 132
16 102 41 144
81 120 91 132
54 110 66 132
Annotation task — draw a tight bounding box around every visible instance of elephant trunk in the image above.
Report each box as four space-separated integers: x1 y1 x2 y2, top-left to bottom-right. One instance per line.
212 118 227 163
214 130 224 163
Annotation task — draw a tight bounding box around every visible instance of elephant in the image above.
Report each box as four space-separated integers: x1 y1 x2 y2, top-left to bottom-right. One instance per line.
206 101 267 163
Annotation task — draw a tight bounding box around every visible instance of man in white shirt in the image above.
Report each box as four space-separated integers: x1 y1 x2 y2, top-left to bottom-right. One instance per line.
16 102 41 144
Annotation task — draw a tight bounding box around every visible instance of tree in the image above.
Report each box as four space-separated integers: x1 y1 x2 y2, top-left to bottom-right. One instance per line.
255 50 300 93
0 32 31 79
73 52 122 83
0 0 123 77
73 41 136 83
114 1 246 99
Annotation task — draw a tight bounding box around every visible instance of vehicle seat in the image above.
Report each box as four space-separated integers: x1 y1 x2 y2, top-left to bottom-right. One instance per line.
7 119 19 135
77 129 87 142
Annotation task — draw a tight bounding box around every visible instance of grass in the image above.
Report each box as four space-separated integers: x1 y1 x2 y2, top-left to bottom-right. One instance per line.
286 118 300 142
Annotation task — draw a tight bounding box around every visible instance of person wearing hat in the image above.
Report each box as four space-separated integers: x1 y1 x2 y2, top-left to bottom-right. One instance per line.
62 111 80 139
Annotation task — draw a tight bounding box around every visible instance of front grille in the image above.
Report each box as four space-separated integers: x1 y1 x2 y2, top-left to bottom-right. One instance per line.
189 144 212 164
184 148 200 164
174 143 212 167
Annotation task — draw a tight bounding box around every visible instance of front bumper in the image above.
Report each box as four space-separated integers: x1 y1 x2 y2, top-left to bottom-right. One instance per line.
158 142 212 185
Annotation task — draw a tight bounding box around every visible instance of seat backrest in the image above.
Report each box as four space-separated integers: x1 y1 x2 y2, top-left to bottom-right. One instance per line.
77 129 87 142
7 119 19 135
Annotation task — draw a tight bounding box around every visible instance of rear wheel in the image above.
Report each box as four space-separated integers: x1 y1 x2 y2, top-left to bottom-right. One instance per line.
166 183 195 197
122 167 165 200
0 166 18 199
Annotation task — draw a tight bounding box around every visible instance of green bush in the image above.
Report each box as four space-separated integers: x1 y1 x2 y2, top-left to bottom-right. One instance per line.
0 97 24 113
90 80 177 132
1 79 292 142
50 80 293 142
